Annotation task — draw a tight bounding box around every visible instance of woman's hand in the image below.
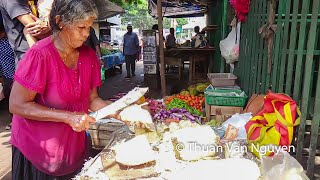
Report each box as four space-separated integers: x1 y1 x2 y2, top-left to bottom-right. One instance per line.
105 110 121 120
66 113 96 132
25 20 50 37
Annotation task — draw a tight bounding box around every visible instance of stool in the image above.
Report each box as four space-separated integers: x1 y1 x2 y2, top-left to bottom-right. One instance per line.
164 57 183 80
189 56 209 82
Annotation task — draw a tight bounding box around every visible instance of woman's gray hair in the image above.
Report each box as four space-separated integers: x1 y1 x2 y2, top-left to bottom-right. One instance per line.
49 0 98 35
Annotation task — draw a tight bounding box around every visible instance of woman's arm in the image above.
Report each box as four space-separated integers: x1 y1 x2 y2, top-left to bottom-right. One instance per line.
23 27 38 47
9 82 95 131
17 14 50 39
89 87 111 112
89 88 122 119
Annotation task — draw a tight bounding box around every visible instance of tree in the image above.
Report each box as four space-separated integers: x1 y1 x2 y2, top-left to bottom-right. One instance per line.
109 0 143 7
110 0 180 32
176 18 188 29
119 0 171 32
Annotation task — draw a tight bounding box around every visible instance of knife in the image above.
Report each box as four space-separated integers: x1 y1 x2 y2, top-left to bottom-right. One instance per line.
89 87 149 120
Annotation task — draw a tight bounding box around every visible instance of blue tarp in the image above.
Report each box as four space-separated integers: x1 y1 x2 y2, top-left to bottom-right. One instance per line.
148 0 206 18
102 52 125 70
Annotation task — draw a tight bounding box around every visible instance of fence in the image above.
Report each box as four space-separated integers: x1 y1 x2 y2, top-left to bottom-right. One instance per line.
233 0 320 178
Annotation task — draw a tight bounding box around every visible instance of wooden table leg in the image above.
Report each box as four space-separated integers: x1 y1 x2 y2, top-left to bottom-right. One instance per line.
189 56 193 82
205 102 211 122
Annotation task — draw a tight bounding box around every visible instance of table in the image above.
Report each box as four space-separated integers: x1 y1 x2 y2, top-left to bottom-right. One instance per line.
102 52 125 71
164 47 215 82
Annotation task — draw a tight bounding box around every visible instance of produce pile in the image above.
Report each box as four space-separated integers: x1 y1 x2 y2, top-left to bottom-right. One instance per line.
165 98 202 116
147 98 164 116
205 119 222 127
165 95 204 112
154 108 202 124
180 82 210 96
107 82 210 126
101 48 121 56
149 83 211 125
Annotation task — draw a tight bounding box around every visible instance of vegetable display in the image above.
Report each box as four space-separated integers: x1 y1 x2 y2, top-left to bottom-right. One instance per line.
166 95 201 116
154 108 202 124
147 99 164 116
101 48 121 56
205 119 222 127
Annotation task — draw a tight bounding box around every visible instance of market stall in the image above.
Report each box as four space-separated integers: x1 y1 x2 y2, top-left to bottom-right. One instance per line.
76 76 307 179
164 47 215 82
143 0 220 95
75 0 309 178
101 51 125 72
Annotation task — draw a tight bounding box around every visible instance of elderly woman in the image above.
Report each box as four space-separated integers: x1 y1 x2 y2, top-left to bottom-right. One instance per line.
9 0 111 179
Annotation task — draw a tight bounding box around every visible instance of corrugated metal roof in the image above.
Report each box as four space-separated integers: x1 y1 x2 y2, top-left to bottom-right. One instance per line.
94 0 125 21
148 0 207 18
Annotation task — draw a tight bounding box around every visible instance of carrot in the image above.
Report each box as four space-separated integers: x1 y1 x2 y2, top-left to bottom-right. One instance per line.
165 118 180 124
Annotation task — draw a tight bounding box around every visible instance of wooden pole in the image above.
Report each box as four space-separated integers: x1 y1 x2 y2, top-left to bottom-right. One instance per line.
157 0 166 96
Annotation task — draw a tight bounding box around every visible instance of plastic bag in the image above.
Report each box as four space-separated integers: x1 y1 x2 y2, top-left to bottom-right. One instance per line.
101 66 106 82
222 113 252 140
220 22 241 64
245 92 300 158
261 150 309 180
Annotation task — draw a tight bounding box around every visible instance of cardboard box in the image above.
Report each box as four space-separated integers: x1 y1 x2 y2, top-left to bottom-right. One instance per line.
205 103 243 122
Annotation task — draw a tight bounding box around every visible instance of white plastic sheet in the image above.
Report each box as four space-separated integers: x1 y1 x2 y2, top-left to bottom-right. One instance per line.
261 150 309 180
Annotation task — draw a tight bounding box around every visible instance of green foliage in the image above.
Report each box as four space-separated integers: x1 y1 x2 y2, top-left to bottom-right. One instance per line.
119 0 171 31
176 18 188 28
109 0 143 7
110 0 187 32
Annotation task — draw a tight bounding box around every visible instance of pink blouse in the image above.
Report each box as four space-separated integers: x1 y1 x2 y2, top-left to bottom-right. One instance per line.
10 37 102 176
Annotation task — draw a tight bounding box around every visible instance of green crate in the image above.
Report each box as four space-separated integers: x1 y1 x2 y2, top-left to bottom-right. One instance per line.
204 89 248 107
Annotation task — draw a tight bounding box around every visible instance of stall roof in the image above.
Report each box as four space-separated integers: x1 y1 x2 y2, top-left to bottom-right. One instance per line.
148 0 207 18
94 0 125 21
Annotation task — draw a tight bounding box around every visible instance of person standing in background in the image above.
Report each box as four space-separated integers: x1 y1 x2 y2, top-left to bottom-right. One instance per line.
37 0 54 21
165 28 176 49
9 0 116 178
191 26 207 48
123 24 139 78
137 35 143 61
0 0 50 64
0 14 15 130
84 27 104 66
0 0 50 130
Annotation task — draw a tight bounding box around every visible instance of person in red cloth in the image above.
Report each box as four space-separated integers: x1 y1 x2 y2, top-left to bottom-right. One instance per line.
9 0 117 179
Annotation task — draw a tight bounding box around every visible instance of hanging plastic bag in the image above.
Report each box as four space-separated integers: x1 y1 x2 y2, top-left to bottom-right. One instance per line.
261 150 309 180
220 22 241 64
101 66 106 82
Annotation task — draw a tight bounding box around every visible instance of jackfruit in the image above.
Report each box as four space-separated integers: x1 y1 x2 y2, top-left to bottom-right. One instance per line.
196 83 207 93
180 90 190 95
